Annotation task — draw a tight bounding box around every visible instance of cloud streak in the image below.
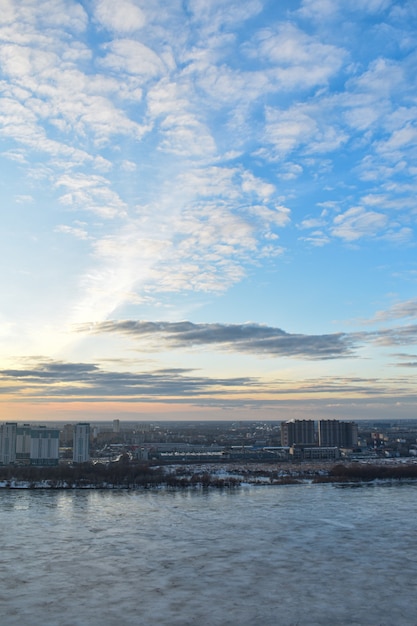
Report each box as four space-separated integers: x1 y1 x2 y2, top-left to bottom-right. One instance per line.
81 317 417 360
80 320 355 359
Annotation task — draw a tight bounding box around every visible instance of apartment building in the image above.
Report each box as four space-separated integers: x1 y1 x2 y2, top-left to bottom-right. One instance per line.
73 423 90 463
318 419 358 448
0 423 59 465
280 420 315 446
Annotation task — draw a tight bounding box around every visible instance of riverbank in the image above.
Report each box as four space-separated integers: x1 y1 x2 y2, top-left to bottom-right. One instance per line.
2 458 417 489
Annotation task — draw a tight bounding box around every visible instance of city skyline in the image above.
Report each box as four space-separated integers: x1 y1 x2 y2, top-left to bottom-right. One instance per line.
1 0 417 422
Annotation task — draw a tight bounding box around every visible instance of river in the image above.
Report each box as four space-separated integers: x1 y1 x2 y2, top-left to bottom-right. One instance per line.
1 482 416 625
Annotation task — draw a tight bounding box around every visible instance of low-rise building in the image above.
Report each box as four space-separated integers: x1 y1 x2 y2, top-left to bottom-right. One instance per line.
289 445 340 461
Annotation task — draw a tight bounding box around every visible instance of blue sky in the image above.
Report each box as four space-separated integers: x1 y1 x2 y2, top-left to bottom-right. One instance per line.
1 0 417 422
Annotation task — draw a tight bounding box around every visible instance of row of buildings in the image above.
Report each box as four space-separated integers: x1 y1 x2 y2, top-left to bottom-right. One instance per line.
0 418 359 466
0 422 90 466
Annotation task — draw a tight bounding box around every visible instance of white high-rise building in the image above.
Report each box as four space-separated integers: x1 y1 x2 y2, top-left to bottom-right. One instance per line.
73 423 90 463
16 424 32 464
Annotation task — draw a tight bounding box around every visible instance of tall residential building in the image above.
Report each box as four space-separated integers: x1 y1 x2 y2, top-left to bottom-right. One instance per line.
16 424 32 464
0 422 17 465
73 423 90 463
61 423 74 447
318 420 358 448
280 420 315 446
30 426 60 466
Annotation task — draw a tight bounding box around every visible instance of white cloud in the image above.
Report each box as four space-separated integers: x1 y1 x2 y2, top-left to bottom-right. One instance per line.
0 0 88 34
146 78 217 157
278 162 303 180
299 217 325 229
376 124 417 155
40 0 88 32
174 167 240 200
14 194 34 203
1 149 27 163
348 58 405 99
100 39 165 78
159 113 216 157
55 224 90 240
298 0 391 21
245 23 346 89
184 58 269 110
187 0 263 31
297 0 340 20
55 174 128 218
0 0 15 25
331 206 388 241
94 0 146 33
382 227 413 244
120 160 137 172
248 204 291 228
263 107 317 157
357 154 408 182
241 171 275 199
299 231 331 247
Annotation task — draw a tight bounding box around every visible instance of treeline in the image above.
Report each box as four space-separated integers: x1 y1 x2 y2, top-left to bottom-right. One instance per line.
315 463 417 482
0 459 241 489
0 459 164 488
164 472 240 488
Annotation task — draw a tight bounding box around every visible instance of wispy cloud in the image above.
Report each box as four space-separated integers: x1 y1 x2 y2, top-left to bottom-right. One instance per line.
370 299 417 323
361 324 417 347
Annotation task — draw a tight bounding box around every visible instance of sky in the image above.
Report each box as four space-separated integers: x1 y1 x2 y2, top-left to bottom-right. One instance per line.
1 0 417 423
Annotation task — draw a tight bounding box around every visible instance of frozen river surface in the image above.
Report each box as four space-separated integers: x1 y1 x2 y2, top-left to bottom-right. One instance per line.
1 483 417 626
